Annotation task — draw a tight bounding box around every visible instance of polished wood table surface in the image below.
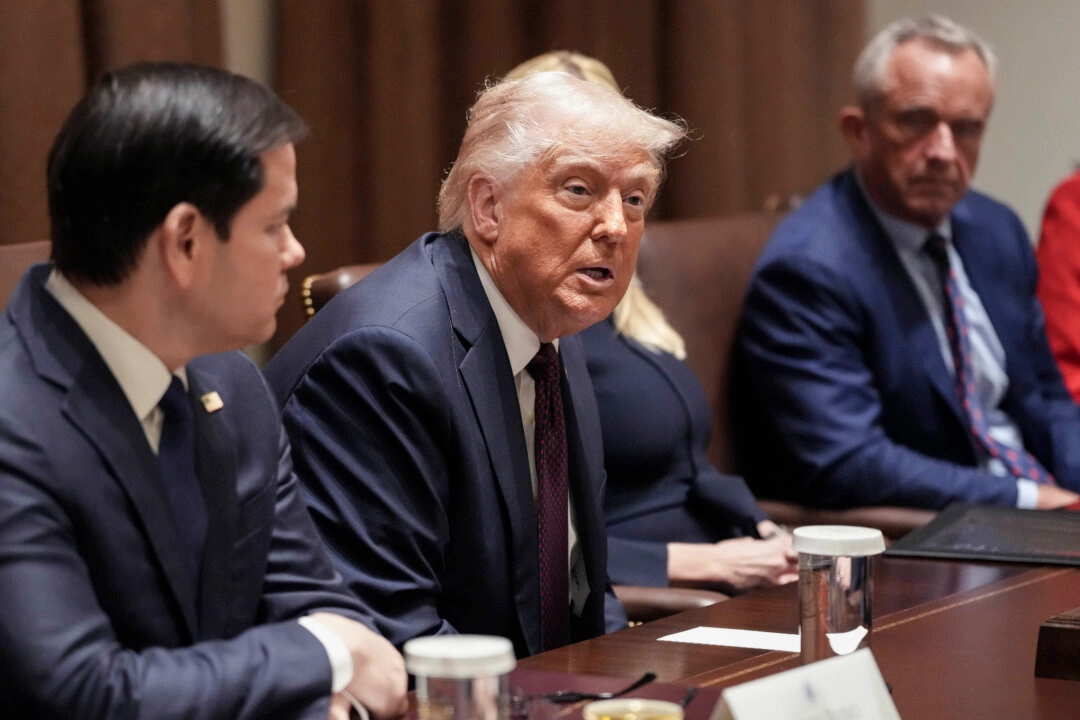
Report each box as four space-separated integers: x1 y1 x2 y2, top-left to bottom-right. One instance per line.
519 558 1080 718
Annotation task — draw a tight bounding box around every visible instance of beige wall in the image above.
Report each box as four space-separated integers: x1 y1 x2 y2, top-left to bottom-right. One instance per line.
220 0 274 84
868 0 1080 239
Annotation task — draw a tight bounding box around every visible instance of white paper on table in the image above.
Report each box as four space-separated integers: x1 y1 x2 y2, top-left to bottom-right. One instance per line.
658 626 800 652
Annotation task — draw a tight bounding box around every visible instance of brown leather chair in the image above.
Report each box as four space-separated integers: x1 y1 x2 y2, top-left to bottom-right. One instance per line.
301 262 384 319
0 240 51 311
637 214 935 541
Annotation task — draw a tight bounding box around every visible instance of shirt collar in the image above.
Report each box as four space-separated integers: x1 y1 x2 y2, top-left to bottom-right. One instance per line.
470 247 558 375
45 269 186 420
853 169 952 251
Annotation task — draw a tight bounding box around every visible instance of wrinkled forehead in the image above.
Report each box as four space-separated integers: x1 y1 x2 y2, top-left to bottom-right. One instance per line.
536 144 661 187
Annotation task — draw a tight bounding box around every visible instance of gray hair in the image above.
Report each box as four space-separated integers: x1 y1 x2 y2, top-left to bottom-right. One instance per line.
854 15 996 111
437 71 687 233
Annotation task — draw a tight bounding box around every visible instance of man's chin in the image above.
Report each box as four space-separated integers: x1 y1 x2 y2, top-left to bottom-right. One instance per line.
902 195 958 228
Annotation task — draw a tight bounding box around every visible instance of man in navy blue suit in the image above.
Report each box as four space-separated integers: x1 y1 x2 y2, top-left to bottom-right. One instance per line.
0 63 406 719
733 16 1080 511
266 72 687 657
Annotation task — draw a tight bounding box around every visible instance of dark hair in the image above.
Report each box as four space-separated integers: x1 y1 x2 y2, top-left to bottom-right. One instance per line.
47 62 308 286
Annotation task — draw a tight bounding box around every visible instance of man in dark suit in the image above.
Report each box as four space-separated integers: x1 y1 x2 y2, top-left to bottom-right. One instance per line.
265 72 687 657
0 63 406 720
733 15 1080 511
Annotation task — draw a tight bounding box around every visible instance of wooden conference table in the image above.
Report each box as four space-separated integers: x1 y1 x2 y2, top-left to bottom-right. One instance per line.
518 557 1080 718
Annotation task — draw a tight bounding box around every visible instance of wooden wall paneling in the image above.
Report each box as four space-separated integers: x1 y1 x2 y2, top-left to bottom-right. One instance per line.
664 0 752 217
276 0 368 342
0 1 86 248
83 0 221 73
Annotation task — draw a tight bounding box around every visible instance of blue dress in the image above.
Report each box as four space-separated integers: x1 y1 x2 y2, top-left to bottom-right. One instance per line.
580 318 765 587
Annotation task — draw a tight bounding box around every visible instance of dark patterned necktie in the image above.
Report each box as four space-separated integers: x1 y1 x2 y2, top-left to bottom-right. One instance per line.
158 376 209 587
925 235 1053 485
526 343 570 650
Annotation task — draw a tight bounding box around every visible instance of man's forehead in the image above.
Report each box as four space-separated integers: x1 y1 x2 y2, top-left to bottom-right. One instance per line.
540 149 659 184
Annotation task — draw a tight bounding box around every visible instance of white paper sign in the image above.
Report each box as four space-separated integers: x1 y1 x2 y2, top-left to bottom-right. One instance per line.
710 649 900 720
659 626 800 653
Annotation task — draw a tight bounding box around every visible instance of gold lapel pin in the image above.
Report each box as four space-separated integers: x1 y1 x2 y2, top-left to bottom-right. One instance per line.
200 391 224 413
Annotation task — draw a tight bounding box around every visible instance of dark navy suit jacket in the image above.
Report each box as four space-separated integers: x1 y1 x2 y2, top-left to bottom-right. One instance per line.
733 170 1080 509
0 265 371 719
264 232 616 659
581 320 764 587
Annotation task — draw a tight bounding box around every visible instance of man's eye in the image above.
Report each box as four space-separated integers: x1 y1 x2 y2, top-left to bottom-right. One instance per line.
895 110 938 135
951 120 985 139
625 194 645 207
567 184 588 196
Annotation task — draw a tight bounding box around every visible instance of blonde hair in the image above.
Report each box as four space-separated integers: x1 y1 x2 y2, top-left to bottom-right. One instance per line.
505 51 687 359
613 273 686 359
505 50 621 92
437 71 686 233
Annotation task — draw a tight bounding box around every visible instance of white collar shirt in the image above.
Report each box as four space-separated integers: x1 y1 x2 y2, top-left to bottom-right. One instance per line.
45 269 184 453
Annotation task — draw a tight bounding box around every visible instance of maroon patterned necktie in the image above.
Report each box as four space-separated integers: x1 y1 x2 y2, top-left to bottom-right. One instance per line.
925 234 1054 485
527 342 570 650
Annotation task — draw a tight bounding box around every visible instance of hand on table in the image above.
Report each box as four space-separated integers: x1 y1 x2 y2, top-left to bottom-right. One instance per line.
1036 483 1080 509
668 529 798 591
309 612 408 719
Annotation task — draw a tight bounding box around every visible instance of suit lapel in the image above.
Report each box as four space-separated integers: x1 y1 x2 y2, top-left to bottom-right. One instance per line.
841 172 966 424
64 353 202 639
430 234 542 654
558 335 604 617
13 266 201 640
187 367 239 638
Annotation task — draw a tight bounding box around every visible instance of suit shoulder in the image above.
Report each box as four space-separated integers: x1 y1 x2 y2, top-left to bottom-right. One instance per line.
264 236 452 400
954 188 1025 229
758 181 865 275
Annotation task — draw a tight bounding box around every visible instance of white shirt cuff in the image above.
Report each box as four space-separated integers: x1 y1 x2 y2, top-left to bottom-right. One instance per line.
1016 479 1038 509
298 616 354 693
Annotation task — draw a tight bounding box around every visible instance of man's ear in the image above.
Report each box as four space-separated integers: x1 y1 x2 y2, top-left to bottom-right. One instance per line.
839 105 869 157
466 175 501 245
158 202 209 288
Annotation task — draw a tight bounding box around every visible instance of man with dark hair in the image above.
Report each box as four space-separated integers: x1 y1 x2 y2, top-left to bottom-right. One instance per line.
733 16 1080 511
266 72 687 657
0 62 406 720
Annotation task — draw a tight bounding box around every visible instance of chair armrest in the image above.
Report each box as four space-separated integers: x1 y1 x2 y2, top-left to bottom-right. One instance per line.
613 585 729 624
757 500 936 541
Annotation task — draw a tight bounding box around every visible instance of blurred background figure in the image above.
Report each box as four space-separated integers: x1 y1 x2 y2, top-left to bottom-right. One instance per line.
507 52 798 593
1037 169 1080 402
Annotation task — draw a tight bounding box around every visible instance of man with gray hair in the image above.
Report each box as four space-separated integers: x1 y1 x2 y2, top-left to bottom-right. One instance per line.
733 15 1080 511
265 71 687 656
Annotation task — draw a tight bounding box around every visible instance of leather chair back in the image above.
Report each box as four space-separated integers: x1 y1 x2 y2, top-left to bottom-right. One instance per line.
637 214 934 538
637 213 780 473
1 240 51 311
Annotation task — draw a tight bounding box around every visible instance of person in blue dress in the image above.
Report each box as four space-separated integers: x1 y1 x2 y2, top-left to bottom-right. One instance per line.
581 275 797 590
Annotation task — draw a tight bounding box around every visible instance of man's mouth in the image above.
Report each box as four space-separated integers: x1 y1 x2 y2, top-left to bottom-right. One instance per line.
579 267 612 281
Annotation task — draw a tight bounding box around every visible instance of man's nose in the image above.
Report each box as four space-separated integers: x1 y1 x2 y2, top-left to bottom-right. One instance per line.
925 121 958 163
282 226 306 270
594 190 628 243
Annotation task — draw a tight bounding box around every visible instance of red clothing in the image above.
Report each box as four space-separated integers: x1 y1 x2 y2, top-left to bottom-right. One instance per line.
1038 170 1080 402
